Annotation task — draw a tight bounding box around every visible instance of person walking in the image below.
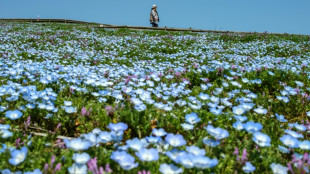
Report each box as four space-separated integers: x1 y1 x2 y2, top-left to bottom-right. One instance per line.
150 4 159 27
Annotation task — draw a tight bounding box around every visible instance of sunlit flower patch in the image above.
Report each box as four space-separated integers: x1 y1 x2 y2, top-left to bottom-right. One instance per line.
0 22 309 173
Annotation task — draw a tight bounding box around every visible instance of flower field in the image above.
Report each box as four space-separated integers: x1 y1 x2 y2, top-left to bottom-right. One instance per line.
0 23 310 174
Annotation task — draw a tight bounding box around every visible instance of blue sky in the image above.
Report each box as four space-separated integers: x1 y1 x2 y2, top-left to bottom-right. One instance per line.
1 0 310 35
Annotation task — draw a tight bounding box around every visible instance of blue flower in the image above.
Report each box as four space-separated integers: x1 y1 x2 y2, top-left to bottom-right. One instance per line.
204 125 229 140
243 121 263 133
234 115 247 122
233 121 244 130
177 153 195 168
68 163 87 174
242 162 256 173
166 149 186 163
152 128 167 137
111 151 139 170
278 145 289 153
145 135 162 144
252 132 271 147
134 104 147 111
293 123 307 132
280 135 300 148
159 163 183 174
299 140 310 150
165 133 186 147
254 106 267 114
98 131 113 143
275 113 287 122
24 169 42 174
5 110 23 120
64 101 72 106
0 129 13 138
135 148 159 161
202 137 220 147
270 163 288 174
192 155 218 169
107 122 128 132
185 112 201 124
72 152 90 164
186 145 205 156
284 130 304 139
181 123 194 130
126 138 148 151
232 105 246 115
64 106 76 114
9 147 28 166
209 107 222 115
64 138 91 151
198 93 210 100
0 144 7 153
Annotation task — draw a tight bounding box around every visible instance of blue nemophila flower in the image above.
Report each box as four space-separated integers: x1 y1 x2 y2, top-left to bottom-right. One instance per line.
284 130 304 139
204 125 229 140
198 92 210 100
209 107 222 116
9 147 28 166
0 124 10 129
179 152 202 169
152 128 167 137
186 145 205 156
243 121 263 133
275 113 287 122
253 106 267 114
135 148 159 161
1 129 13 138
240 102 255 110
64 106 76 114
5 110 23 120
252 132 271 147
64 138 91 151
185 112 201 125
126 138 148 151
279 135 300 148
270 163 288 174
299 140 310 150
145 135 162 144
181 123 194 130
293 123 307 132
134 104 146 111
203 137 220 147
159 163 183 174
107 122 128 132
98 131 113 143
68 163 87 174
72 152 90 164
234 115 247 122
233 121 244 130
242 162 256 173
165 133 186 147
111 151 139 170
0 144 7 154
232 105 246 115
24 168 42 174
278 145 289 154
166 148 186 162
192 155 218 169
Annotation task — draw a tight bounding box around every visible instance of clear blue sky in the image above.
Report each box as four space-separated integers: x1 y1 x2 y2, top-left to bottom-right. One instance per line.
1 0 310 35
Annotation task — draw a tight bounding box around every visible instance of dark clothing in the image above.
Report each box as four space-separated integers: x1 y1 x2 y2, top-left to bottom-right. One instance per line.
151 22 158 27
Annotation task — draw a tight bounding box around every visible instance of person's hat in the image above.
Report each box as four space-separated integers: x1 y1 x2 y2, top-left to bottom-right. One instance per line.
152 4 157 8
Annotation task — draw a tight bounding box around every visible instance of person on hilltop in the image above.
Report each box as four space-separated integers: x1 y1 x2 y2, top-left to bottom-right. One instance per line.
150 4 159 27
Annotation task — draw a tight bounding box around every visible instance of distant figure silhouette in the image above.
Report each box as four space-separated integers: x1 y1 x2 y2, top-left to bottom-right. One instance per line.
37 15 40 21
150 4 159 27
